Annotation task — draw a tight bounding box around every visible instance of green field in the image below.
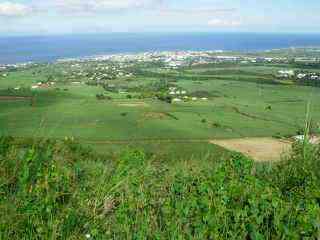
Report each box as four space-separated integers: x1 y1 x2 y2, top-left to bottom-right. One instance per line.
2 50 320 239
0 59 319 154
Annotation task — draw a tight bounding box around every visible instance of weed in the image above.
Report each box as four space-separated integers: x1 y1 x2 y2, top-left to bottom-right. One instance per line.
1 137 320 239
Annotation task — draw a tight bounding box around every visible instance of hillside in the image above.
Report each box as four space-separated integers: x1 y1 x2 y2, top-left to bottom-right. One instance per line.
1 136 320 239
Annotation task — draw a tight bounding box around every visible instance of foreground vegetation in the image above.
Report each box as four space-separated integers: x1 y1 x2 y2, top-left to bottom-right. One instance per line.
1 136 320 239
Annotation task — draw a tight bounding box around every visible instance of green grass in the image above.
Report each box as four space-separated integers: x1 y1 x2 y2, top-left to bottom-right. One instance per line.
1 136 320 239
0 80 318 143
1 50 320 238
1 61 320 156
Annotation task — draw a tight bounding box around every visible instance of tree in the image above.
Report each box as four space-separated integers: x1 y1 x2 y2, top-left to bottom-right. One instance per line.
47 75 54 83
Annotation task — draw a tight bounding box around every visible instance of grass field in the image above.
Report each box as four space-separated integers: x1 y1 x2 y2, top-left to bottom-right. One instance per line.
1 51 320 238
0 60 319 156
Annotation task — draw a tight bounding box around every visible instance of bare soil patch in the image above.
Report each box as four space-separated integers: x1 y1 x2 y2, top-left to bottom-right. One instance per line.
309 135 320 144
118 102 148 107
210 137 292 162
143 112 167 120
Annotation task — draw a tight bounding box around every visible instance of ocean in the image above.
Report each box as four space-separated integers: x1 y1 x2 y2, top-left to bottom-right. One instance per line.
1 32 320 64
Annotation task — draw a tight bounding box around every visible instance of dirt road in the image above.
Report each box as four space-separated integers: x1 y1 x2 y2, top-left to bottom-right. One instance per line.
0 96 32 100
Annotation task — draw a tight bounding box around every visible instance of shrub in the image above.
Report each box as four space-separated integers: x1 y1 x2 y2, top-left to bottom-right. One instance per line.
0 138 96 239
1 137 320 239
212 122 222 128
96 93 106 100
156 93 172 104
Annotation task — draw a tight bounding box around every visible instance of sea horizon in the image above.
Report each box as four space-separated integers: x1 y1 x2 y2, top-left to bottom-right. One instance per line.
1 32 320 65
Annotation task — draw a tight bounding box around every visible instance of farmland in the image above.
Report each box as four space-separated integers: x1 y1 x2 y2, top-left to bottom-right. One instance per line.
1 50 320 158
1 49 320 239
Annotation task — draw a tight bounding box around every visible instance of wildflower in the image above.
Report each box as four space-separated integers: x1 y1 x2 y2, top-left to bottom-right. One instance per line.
85 233 91 239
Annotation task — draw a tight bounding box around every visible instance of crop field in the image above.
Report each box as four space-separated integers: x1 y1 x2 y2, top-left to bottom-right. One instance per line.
2 50 320 238
0 59 319 157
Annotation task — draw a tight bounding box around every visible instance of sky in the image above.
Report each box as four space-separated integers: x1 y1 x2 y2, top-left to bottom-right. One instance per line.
0 0 320 35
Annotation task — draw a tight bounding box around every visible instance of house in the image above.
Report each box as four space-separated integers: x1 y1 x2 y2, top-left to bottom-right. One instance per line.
31 82 51 89
172 98 182 102
297 73 307 79
278 70 295 78
311 75 319 80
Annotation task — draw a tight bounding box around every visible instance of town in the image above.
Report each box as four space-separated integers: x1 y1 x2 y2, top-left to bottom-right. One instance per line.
2 49 320 103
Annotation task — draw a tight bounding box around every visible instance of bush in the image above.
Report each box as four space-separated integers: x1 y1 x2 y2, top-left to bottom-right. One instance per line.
212 122 222 128
1 137 320 239
96 93 106 100
156 93 172 104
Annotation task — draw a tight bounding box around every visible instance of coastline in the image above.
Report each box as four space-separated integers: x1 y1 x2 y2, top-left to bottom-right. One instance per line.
1 46 319 70
1 32 320 65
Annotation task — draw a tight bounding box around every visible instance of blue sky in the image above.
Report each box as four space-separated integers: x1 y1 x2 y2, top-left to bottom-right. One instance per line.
0 0 320 35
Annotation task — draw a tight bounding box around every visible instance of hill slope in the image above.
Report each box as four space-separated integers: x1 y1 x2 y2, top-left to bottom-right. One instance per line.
1 137 320 239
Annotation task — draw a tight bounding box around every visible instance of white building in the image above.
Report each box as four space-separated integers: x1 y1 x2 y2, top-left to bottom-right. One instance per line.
172 98 182 102
297 73 307 79
278 70 295 77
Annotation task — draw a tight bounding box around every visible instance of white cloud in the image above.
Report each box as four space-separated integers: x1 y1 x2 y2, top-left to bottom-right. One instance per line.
208 18 241 27
53 0 164 12
0 2 32 17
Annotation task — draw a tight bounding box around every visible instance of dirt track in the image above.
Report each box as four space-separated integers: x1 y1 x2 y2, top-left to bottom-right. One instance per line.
0 96 32 100
118 102 148 107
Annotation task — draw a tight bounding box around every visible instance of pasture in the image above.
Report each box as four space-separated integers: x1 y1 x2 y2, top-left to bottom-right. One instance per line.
0 61 319 156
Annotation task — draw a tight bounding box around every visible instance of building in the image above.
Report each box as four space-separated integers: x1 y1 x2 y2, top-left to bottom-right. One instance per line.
278 70 295 78
172 98 182 102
